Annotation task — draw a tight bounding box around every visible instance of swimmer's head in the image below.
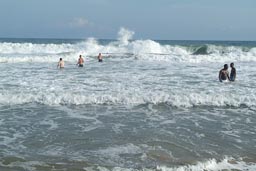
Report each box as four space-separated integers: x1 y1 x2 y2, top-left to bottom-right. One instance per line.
60 58 62 61
224 64 228 69
230 63 234 67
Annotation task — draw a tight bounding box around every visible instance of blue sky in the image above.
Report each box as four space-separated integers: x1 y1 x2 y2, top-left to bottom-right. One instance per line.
0 0 255 40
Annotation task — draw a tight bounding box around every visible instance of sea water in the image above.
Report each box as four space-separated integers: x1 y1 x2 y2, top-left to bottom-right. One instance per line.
0 29 256 171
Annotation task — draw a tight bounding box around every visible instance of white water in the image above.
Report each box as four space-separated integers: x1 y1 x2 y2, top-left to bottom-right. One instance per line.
0 28 256 108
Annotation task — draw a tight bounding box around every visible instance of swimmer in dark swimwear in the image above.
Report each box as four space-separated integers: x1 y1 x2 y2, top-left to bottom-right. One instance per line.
77 55 84 67
98 53 103 62
219 64 230 82
230 63 236 81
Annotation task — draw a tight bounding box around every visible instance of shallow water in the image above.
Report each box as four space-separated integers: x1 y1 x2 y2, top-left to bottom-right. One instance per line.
0 35 256 170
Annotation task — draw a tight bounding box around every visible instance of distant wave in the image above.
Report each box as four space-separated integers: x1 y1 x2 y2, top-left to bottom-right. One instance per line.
0 28 256 63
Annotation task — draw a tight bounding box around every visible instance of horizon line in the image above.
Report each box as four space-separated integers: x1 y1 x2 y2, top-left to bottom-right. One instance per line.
0 37 256 42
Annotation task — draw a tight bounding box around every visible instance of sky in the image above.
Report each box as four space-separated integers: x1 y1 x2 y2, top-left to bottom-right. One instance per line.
0 0 255 40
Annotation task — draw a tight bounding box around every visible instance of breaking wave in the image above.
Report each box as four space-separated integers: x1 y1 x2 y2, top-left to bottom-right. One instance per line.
0 28 256 63
192 45 209 55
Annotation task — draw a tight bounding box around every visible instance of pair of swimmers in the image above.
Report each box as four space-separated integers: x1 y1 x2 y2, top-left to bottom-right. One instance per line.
57 55 84 69
57 53 103 69
219 63 236 82
77 53 103 65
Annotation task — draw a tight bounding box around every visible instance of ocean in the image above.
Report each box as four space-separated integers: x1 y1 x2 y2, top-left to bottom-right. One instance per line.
0 30 256 171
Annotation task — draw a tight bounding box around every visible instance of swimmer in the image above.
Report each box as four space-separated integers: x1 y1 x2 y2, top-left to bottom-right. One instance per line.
77 55 84 67
219 64 230 82
230 63 236 81
98 53 103 62
57 58 64 69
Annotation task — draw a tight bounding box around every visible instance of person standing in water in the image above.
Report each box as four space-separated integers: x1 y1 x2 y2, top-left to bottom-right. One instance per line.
98 53 103 62
57 58 64 69
230 63 236 81
77 55 84 67
219 64 230 82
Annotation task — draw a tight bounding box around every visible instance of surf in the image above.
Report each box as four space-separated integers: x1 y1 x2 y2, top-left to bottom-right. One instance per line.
0 28 256 63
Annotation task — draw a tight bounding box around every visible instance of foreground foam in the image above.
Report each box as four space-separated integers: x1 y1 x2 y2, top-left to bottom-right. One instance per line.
80 157 256 171
157 157 256 171
0 91 255 108
1 157 255 171
158 158 256 171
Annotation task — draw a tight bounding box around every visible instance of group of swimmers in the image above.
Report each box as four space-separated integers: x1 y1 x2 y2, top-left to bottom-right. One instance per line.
219 63 236 82
57 53 103 69
57 54 236 83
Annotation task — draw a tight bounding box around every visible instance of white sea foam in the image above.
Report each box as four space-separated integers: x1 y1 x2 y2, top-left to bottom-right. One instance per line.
118 27 135 45
0 42 76 54
0 90 255 108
